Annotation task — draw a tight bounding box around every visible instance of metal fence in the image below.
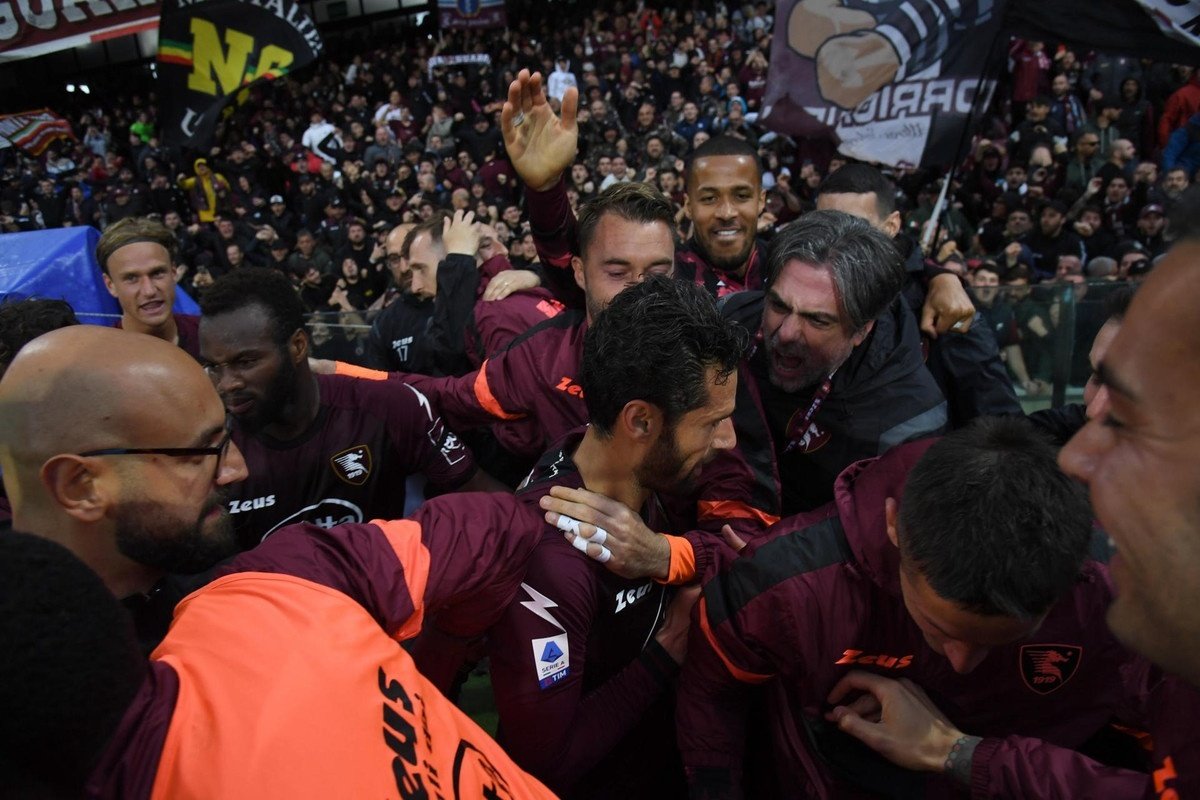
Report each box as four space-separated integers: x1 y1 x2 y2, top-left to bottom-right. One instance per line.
79 280 1130 413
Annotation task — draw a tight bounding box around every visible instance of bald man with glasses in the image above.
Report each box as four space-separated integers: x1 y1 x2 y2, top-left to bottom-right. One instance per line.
0 325 249 600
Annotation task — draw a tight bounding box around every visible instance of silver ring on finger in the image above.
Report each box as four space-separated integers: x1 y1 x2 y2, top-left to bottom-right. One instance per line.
512 111 526 127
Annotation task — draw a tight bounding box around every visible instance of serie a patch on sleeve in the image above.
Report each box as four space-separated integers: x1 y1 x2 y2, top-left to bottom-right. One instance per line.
532 634 570 689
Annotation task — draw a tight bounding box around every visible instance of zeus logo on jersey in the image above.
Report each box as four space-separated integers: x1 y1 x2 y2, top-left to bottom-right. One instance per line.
615 583 653 613
835 649 913 669
390 335 413 362
376 666 431 798
521 583 570 689
331 445 372 485
228 494 275 514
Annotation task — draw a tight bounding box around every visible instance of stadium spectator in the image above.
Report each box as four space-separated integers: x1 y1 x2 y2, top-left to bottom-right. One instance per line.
1063 131 1102 196
1102 174 1138 239
287 228 333 277
362 126 403 170
1048 72 1086 135
1097 138 1138 189
177 158 230 224
968 262 1040 394
547 54 578 103
1157 67 1200 149
1023 200 1086 281
1162 112 1200 178
1009 96 1064 163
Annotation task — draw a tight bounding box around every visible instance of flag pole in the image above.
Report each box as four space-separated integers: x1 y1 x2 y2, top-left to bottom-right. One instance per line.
923 24 1011 255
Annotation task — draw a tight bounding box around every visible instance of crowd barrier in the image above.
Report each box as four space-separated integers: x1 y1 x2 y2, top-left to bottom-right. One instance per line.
76 279 1129 413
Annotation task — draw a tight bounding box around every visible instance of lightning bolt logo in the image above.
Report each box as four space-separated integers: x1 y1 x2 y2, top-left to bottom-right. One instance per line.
403 382 434 421
520 583 564 631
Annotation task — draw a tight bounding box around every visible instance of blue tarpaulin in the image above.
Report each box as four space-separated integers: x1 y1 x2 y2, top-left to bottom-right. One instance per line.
0 226 199 320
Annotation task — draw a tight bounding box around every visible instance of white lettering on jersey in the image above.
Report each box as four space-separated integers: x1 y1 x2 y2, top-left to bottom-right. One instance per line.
391 335 414 362
227 494 276 514
614 582 653 614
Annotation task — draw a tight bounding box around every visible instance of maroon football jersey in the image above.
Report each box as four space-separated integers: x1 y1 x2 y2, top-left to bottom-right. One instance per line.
227 373 475 549
486 430 687 798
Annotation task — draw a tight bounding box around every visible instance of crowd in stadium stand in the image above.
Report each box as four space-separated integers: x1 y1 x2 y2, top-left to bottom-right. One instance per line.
1 4 1197 391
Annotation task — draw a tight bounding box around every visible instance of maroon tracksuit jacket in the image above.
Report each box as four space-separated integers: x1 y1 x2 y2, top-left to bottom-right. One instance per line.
679 439 1167 799
468 287 566 366
85 494 543 798
487 429 687 798
398 309 589 462
227 372 475 549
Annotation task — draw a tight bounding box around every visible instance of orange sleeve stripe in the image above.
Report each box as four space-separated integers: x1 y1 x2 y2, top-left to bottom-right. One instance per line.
334 361 390 381
697 596 773 684
697 499 779 529
473 360 523 420
658 534 696 585
373 519 432 642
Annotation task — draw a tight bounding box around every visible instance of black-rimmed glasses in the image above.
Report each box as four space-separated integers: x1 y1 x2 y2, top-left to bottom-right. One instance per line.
78 421 234 465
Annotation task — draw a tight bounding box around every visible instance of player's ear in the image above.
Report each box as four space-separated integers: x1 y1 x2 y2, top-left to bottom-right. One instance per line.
882 210 902 238
618 399 660 443
289 327 309 363
884 497 900 548
571 255 586 293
